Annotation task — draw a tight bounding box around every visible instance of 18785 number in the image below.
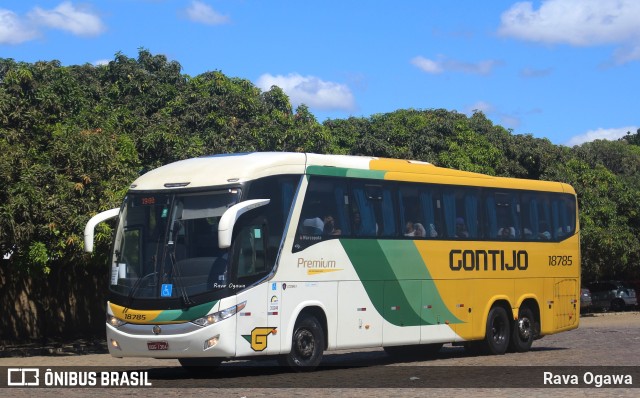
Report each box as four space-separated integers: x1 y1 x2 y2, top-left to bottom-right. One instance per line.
549 256 573 266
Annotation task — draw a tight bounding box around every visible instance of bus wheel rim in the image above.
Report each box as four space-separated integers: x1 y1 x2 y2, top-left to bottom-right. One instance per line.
294 329 315 358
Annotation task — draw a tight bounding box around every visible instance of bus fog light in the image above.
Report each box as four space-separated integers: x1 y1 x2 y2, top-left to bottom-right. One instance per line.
110 339 121 350
204 335 220 350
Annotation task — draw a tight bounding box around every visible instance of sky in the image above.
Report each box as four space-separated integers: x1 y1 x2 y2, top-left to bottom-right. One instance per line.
0 0 638 147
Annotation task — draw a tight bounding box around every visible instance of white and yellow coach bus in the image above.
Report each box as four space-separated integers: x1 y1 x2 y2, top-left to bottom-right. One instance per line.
85 152 580 370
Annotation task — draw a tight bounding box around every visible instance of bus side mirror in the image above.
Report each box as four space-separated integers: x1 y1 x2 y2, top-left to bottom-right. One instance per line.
84 208 120 253
218 199 270 249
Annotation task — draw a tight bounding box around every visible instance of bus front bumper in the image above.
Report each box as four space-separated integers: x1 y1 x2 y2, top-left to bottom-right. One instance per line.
106 318 236 358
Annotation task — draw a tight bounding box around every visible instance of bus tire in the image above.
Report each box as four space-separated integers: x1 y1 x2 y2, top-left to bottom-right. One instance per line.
509 306 534 352
483 306 510 355
280 314 324 371
178 358 222 376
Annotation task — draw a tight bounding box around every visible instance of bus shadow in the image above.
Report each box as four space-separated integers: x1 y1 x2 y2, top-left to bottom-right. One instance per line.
141 343 570 381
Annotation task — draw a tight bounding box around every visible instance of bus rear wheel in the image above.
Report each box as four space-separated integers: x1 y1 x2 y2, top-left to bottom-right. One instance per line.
279 314 324 371
509 306 535 352
483 306 510 355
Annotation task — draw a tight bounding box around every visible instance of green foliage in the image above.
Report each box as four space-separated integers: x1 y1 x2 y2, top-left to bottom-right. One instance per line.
622 128 640 146
27 241 50 275
548 159 639 280
1 50 640 282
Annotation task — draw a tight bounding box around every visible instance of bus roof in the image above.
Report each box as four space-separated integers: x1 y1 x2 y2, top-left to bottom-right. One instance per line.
129 152 575 194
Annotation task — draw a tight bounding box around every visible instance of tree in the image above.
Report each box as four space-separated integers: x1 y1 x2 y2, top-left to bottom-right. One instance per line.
622 128 640 146
548 158 639 280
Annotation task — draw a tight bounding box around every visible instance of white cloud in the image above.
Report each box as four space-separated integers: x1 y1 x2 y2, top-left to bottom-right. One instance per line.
411 56 444 74
499 115 521 129
93 59 110 66
185 1 230 25
498 0 640 63
520 67 553 78
29 1 105 36
256 73 355 111
465 101 495 114
612 44 640 65
0 9 39 44
464 101 523 129
565 126 638 146
412 55 502 75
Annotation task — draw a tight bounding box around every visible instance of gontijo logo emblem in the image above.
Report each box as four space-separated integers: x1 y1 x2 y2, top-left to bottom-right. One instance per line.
242 327 277 351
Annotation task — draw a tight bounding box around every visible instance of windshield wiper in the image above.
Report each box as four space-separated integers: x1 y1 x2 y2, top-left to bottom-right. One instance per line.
162 219 193 307
166 242 194 308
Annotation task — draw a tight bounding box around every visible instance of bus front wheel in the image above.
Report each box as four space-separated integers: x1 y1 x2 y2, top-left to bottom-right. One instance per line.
483 306 510 355
279 314 325 371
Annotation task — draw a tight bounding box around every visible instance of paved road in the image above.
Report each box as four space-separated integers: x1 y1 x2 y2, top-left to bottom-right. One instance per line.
1 312 639 397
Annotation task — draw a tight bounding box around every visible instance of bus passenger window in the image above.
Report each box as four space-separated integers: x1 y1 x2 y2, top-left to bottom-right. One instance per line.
293 176 350 252
399 184 439 239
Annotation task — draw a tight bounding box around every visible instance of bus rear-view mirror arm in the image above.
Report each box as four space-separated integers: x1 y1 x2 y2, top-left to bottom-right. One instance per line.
218 199 270 249
84 208 120 253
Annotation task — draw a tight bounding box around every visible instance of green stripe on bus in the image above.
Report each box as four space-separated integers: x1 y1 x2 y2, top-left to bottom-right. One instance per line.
340 239 461 326
153 300 218 323
378 240 462 325
306 165 386 180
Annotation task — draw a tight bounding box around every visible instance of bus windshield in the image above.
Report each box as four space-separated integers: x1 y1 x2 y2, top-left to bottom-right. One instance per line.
110 189 240 301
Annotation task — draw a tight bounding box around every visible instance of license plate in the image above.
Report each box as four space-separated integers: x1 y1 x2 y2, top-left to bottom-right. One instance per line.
147 341 169 350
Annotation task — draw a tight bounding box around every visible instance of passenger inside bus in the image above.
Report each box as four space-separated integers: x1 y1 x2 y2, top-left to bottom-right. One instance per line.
498 225 516 239
426 223 438 237
404 221 423 237
538 221 551 240
301 217 324 235
404 221 415 236
455 217 469 238
323 215 342 236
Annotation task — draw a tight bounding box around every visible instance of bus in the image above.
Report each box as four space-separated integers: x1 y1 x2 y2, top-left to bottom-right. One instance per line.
84 152 580 370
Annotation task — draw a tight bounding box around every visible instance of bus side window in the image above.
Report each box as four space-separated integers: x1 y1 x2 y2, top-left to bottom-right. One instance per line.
522 192 554 241
351 183 379 237
350 181 397 237
379 185 397 237
490 191 521 240
552 194 576 240
236 223 266 282
293 176 350 252
442 187 478 239
398 184 439 239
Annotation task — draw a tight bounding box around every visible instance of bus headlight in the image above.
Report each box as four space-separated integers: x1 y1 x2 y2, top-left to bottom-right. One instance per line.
192 301 246 327
107 314 127 327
